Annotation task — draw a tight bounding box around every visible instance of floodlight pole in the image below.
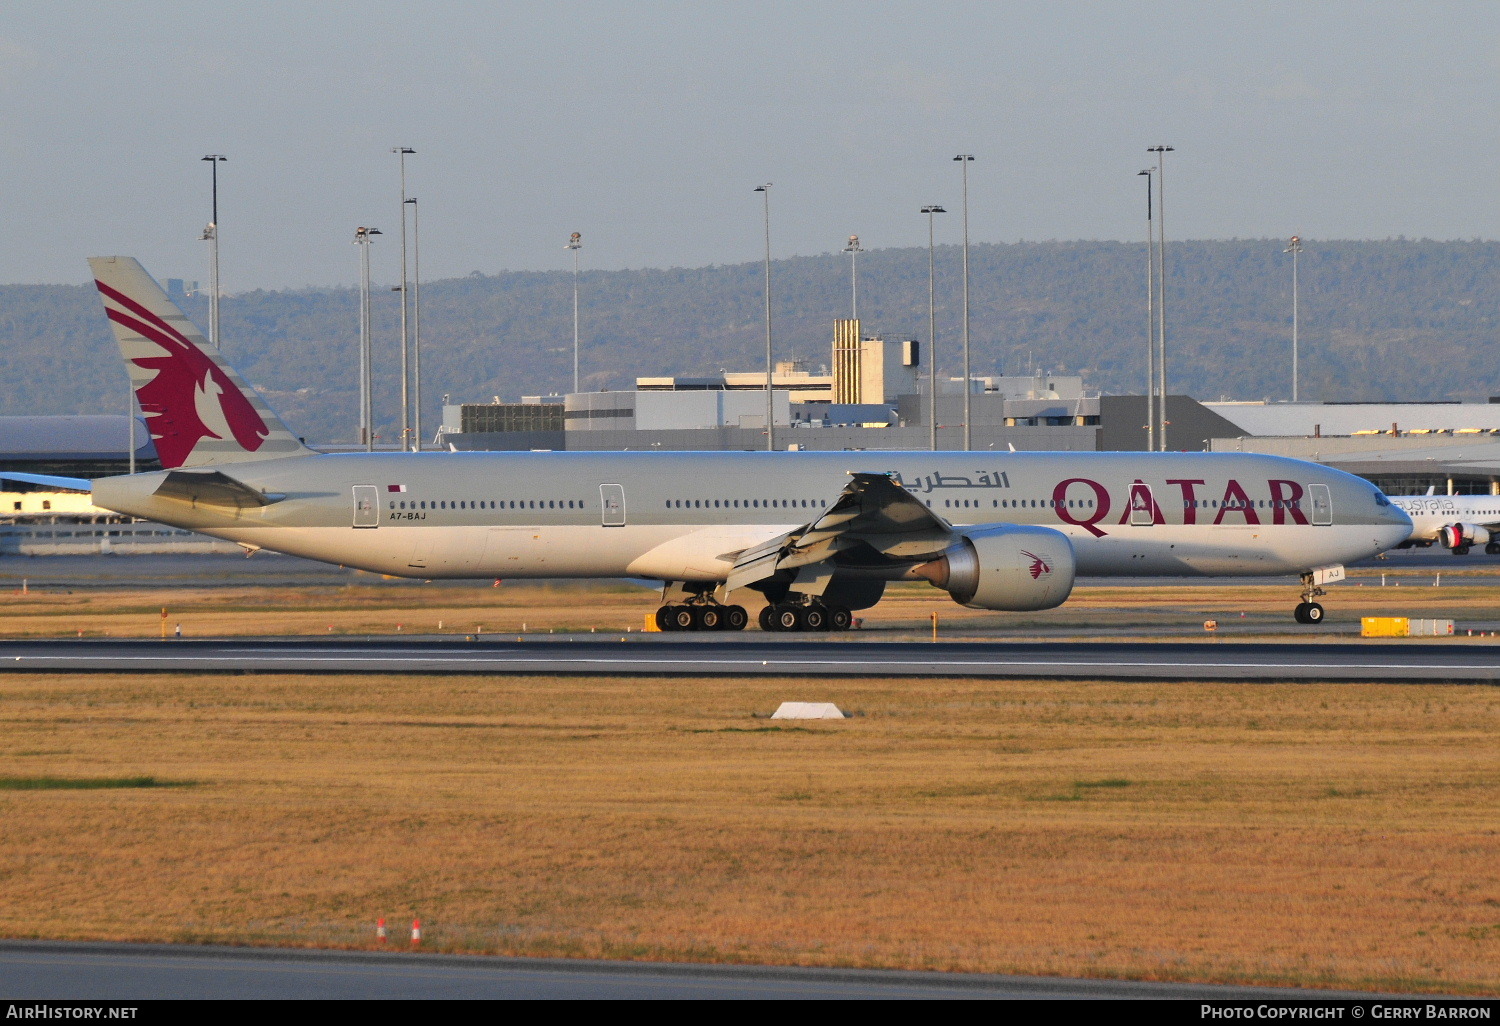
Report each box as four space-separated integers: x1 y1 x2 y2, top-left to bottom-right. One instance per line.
843 234 863 322
755 184 774 451
201 155 226 351
410 196 423 449
954 154 974 450
1139 168 1156 453
922 205 947 452
1285 235 1303 402
1148 144 1173 450
393 147 415 451
566 232 583 394
355 227 381 451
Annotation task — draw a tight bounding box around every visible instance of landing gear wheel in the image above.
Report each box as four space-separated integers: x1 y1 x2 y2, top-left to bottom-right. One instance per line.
772 604 804 632
1293 602 1325 624
694 606 722 631
655 605 678 632
724 605 749 631
667 605 696 631
1487 542 1500 556
758 606 775 632
1454 544 1471 556
802 605 828 631
826 605 852 631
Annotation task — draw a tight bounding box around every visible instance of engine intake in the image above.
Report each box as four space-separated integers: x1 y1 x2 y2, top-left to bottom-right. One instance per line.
913 525 1075 611
1442 523 1492 549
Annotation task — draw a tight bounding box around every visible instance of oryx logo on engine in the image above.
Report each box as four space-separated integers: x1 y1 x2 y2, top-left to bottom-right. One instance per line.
1021 550 1052 579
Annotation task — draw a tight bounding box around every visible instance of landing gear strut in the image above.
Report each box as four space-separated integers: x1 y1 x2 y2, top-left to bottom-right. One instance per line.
759 598 853 632
1293 571 1325 625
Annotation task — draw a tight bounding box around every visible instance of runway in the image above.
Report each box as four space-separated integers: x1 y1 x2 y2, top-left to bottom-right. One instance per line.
0 940 1399 1000
1 635 1497 682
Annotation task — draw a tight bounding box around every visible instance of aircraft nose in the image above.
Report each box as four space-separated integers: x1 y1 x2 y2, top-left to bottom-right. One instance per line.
1377 500 1413 548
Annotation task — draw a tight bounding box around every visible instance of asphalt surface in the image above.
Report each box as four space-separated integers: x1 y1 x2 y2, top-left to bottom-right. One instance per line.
0 940 1402 1000
2 635 1496 681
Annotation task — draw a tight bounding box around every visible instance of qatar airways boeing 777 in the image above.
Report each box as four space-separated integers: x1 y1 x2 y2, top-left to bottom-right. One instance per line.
85 256 1411 630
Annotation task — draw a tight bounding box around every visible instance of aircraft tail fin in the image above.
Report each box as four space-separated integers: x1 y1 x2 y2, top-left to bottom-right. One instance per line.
88 256 313 469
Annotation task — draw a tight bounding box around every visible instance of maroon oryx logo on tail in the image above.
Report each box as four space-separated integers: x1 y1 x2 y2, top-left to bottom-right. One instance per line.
95 279 268 468
1021 550 1052 579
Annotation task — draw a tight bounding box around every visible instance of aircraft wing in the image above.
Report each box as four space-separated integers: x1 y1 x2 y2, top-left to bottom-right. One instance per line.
154 469 285 509
725 472 953 592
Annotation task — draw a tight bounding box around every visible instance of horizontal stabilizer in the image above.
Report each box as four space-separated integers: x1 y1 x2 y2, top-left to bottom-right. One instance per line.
154 470 284 509
1 472 92 492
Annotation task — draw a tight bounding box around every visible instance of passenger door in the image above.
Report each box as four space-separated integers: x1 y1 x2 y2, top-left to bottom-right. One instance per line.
352 485 379 528
1128 482 1156 526
600 483 626 527
1309 483 1333 526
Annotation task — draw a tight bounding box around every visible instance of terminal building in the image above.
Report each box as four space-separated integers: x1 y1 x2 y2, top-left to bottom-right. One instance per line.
1202 400 1500 496
442 319 1103 454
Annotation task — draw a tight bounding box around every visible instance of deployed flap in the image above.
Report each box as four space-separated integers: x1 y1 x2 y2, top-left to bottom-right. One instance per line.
725 471 953 591
822 472 953 557
154 470 285 509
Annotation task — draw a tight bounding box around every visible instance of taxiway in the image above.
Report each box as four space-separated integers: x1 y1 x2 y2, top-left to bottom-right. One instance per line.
0 940 1403 1000
1 635 1496 682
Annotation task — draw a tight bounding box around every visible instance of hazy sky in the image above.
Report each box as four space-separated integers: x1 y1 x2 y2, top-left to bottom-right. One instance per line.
6 1 1500 290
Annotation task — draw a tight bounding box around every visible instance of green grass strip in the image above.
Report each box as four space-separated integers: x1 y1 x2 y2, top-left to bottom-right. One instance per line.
0 776 192 791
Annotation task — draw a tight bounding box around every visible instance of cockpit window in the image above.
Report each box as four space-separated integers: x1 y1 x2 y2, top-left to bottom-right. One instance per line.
1373 491 1390 507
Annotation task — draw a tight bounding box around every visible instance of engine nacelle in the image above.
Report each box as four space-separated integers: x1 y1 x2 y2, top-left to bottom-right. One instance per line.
1441 523 1492 548
912 525 1075 611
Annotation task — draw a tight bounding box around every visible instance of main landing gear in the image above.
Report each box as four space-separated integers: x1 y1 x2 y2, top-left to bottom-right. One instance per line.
654 602 749 632
1293 571 1325 625
654 582 861 633
758 599 854 633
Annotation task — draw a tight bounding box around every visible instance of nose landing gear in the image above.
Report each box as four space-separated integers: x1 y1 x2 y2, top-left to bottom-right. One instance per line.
1293 571 1326 624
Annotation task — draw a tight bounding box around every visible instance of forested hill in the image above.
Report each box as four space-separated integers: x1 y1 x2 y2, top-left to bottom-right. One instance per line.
3 238 1498 446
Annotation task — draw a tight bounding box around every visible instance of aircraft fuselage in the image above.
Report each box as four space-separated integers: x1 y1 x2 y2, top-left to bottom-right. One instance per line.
92 449 1411 583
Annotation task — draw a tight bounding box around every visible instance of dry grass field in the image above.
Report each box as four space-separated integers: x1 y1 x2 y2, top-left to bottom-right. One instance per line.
0 669 1496 993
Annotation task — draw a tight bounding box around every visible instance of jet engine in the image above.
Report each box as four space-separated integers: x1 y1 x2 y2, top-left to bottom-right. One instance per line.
1440 523 1492 549
912 524 1075 611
